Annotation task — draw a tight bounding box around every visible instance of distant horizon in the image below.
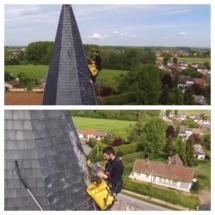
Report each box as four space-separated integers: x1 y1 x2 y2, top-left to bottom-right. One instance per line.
5 43 211 50
5 5 210 47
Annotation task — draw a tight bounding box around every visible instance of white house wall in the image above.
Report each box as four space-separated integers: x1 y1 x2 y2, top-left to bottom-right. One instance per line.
129 172 192 192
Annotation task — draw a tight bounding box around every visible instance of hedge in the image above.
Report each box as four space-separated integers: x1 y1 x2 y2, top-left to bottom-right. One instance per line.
123 179 200 209
97 92 136 105
88 142 142 161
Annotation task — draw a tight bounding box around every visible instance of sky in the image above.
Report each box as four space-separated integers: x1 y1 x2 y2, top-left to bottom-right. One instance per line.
5 4 210 47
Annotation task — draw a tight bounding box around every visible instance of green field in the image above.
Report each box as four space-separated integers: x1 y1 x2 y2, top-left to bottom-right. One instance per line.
161 110 210 116
5 65 128 85
157 57 210 64
5 65 48 79
72 116 136 134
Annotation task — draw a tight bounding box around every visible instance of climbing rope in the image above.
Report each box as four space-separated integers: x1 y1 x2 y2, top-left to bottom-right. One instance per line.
14 160 43 211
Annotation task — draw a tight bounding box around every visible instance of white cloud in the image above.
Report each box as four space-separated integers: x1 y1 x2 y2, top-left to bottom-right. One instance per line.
88 33 111 40
178 31 187 36
119 32 137 38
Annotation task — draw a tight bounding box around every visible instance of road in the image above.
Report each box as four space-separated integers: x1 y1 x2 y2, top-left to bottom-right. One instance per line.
111 193 170 211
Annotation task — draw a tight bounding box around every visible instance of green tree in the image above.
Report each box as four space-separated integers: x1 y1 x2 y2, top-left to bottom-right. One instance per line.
25 41 54 64
186 137 195 166
163 55 170 66
134 64 162 105
141 118 167 158
201 132 210 151
174 138 186 164
164 137 174 156
173 57 178 65
184 87 194 105
181 118 199 128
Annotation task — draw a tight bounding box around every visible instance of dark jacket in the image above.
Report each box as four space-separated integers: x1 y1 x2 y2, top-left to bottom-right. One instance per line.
105 156 124 194
94 55 102 71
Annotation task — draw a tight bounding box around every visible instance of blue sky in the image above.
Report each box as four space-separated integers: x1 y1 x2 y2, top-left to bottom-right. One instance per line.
5 4 210 47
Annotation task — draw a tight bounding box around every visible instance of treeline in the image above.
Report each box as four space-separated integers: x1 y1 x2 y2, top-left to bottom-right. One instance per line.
71 110 160 121
5 41 156 70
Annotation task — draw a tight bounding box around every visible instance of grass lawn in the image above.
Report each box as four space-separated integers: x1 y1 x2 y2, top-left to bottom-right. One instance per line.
72 116 136 135
5 65 128 86
177 110 210 116
157 57 210 64
178 57 210 64
97 69 128 86
5 65 48 79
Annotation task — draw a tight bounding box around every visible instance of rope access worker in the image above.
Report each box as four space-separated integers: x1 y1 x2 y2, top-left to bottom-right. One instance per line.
96 147 124 196
88 50 102 83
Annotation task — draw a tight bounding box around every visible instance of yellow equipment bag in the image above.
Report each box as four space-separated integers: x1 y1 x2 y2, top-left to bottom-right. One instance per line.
88 63 99 77
87 180 115 210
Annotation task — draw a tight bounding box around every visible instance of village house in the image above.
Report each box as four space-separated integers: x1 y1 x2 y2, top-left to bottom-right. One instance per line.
129 158 194 192
167 154 184 166
178 62 189 71
77 129 107 141
178 76 194 88
193 78 206 89
176 113 187 121
193 95 208 105
193 144 206 160
200 119 211 129
5 79 20 90
178 127 193 140
178 127 202 140
190 114 201 123
192 128 202 140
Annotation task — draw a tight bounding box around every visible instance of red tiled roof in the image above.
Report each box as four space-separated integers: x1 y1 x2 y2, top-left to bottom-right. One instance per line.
133 159 194 183
168 154 183 166
77 129 106 137
193 78 205 87
8 80 20 87
192 128 201 135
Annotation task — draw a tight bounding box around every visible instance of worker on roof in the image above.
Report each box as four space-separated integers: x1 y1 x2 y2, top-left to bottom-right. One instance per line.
96 146 124 196
88 50 102 83
94 50 102 72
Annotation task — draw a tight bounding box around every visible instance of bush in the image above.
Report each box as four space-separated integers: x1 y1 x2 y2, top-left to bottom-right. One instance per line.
124 179 200 209
88 142 142 161
191 181 199 191
97 92 136 105
112 137 124 146
86 138 98 147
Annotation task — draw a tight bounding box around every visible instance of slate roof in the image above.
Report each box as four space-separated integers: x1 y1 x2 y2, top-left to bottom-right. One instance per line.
5 110 95 210
43 5 96 105
132 159 194 183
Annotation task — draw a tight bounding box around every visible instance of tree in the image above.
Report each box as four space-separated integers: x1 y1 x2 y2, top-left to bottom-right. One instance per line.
181 67 203 78
25 41 54 64
166 125 175 138
162 74 174 88
201 132 210 151
181 118 199 128
184 87 194 105
164 137 174 156
163 55 170 66
174 87 184 105
141 118 167 158
186 137 195 166
173 57 178 65
165 110 171 118
134 64 162 105
174 138 186 164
